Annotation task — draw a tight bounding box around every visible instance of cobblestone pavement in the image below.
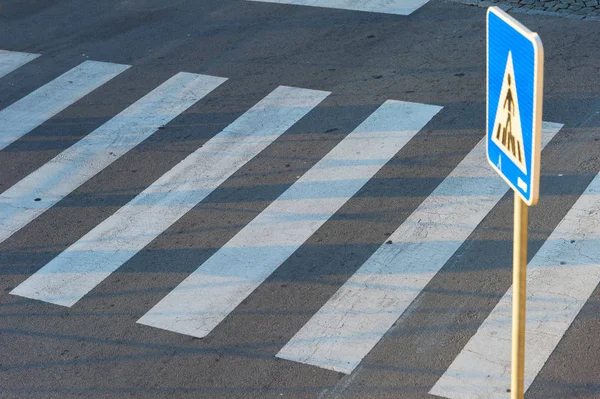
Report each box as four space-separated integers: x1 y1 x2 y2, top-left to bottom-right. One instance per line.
447 0 600 20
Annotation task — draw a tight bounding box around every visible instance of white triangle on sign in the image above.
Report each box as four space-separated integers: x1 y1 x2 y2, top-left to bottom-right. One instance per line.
491 51 526 173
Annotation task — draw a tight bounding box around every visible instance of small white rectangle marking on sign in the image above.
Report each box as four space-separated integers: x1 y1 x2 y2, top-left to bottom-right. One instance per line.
277 122 562 374
9 86 329 307
0 60 130 151
430 169 600 399
137 100 442 338
246 0 430 16
518 177 527 191
0 50 40 79
0 72 226 249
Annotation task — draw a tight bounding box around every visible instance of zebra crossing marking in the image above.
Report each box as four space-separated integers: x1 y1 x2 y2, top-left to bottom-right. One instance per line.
2 53 588 388
246 0 430 16
277 121 563 374
10 86 329 307
0 60 130 151
0 50 39 79
1 72 226 252
137 100 441 338
430 165 600 399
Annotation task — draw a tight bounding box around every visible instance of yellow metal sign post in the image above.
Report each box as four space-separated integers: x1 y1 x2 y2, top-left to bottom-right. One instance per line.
511 195 528 399
486 7 544 399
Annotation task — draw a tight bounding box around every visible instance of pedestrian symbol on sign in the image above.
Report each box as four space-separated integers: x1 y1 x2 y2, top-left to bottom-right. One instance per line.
491 51 526 173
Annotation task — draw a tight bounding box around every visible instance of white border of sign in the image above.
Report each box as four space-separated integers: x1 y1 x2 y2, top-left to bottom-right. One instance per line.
486 6 544 206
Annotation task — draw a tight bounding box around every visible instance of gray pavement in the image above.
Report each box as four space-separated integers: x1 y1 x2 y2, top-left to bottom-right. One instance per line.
0 1 599 398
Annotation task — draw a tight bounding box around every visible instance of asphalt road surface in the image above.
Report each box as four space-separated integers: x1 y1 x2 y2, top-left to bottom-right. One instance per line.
1 1 600 398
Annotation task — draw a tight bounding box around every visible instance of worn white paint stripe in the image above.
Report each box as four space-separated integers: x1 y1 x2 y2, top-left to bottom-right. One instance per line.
137 100 442 338
0 60 130 151
247 0 430 15
430 171 600 398
277 122 563 375
10 86 329 307
0 50 40 79
0 72 226 250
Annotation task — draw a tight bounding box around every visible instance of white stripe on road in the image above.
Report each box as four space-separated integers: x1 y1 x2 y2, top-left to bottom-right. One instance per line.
137 100 442 338
0 50 40 79
247 0 430 16
1 72 226 249
430 163 600 398
277 122 563 374
10 86 329 307
0 60 130 151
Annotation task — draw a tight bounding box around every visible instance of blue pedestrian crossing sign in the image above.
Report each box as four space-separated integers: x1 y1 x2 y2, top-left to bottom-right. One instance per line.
487 7 543 205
